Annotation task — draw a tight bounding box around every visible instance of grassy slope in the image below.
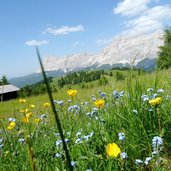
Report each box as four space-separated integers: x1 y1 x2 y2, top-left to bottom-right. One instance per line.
1 68 171 117
0 69 171 170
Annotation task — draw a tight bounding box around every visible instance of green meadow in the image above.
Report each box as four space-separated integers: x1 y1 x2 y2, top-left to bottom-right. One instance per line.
0 69 171 170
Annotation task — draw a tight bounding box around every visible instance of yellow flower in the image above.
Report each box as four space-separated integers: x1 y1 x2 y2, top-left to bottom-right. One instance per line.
19 99 27 103
67 89 78 97
43 102 50 108
94 99 105 109
4 150 10 157
34 118 40 124
20 109 25 113
26 112 32 119
149 97 162 106
7 121 16 130
30 104 35 108
106 143 121 158
20 108 29 113
23 117 29 123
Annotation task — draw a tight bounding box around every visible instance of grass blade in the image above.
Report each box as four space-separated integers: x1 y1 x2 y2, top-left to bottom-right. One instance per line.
36 47 73 171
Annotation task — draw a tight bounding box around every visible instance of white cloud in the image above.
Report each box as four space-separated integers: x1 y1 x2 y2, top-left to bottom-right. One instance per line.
114 0 171 37
25 40 49 46
144 5 171 20
122 5 171 36
43 25 85 35
114 0 151 17
95 38 112 46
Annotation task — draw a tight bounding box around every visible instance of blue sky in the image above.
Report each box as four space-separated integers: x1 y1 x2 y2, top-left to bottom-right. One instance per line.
0 0 171 78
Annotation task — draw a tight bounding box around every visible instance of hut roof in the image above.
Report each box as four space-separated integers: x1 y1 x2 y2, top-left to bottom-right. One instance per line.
0 84 20 94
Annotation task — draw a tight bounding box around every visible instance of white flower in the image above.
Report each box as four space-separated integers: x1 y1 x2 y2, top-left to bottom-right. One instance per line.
55 153 61 158
18 138 25 143
65 138 70 143
152 136 163 148
133 109 138 114
75 138 82 144
157 89 164 93
71 161 76 167
141 95 149 101
55 140 62 146
147 88 154 92
76 132 81 137
120 152 128 159
144 157 152 165
135 159 143 165
0 138 3 143
118 133 125 141
8 118 16 122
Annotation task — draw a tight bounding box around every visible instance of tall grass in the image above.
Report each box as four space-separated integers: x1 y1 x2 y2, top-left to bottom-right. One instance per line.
0 66 171 170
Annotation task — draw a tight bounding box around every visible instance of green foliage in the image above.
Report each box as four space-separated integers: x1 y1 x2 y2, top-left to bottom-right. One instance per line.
0 69 171 170
19 77 53 97
115 71 125 81
109 71 113 77
157 27 171 69
99 76 108 85
57 70 102 88
0 75 9 85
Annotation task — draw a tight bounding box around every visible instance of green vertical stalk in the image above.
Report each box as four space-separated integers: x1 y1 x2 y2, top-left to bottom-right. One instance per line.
36 47 73 171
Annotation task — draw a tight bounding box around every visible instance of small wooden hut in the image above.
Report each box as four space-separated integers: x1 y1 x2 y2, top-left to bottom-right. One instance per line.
0 84 20 101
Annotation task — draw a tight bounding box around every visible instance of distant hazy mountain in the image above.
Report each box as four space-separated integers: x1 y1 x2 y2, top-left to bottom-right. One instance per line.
10 31 164 88
9 70 65 88
37 31 164 73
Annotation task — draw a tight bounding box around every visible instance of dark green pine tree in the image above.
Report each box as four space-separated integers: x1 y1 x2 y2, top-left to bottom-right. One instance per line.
157 27 171 69
0 75 9 85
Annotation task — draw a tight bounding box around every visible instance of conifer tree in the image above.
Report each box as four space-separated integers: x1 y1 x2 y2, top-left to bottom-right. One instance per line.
157 27 171 69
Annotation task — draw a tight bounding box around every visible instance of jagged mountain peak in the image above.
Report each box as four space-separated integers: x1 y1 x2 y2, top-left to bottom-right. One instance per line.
37 30 164 73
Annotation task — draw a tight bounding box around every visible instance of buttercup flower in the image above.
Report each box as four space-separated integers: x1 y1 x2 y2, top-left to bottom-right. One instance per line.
19 99 26 103
30 104 35 108
106 143 121 157
94 99 105 109
43 103 50 108
7 121 16 130
149 97 162 106
34 118 40 124
26 112 32 119
67 89 78 97
20 108 29 113
23 117 29 123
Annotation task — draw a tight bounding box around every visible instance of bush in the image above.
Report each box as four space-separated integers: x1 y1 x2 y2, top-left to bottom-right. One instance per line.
115 71 125 81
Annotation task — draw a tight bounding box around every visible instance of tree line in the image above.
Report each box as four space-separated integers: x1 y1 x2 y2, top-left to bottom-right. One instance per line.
19 77 56 97
57 70 105 88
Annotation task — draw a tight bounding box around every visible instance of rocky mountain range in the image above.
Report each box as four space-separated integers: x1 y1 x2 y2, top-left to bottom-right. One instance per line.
10 31 164 87
37 30 164 73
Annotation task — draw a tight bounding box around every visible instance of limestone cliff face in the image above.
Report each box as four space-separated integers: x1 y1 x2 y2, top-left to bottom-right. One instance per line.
37 31 164 72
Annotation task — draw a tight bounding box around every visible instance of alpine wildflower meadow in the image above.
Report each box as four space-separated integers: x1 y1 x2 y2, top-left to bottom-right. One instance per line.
0 69 171 170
